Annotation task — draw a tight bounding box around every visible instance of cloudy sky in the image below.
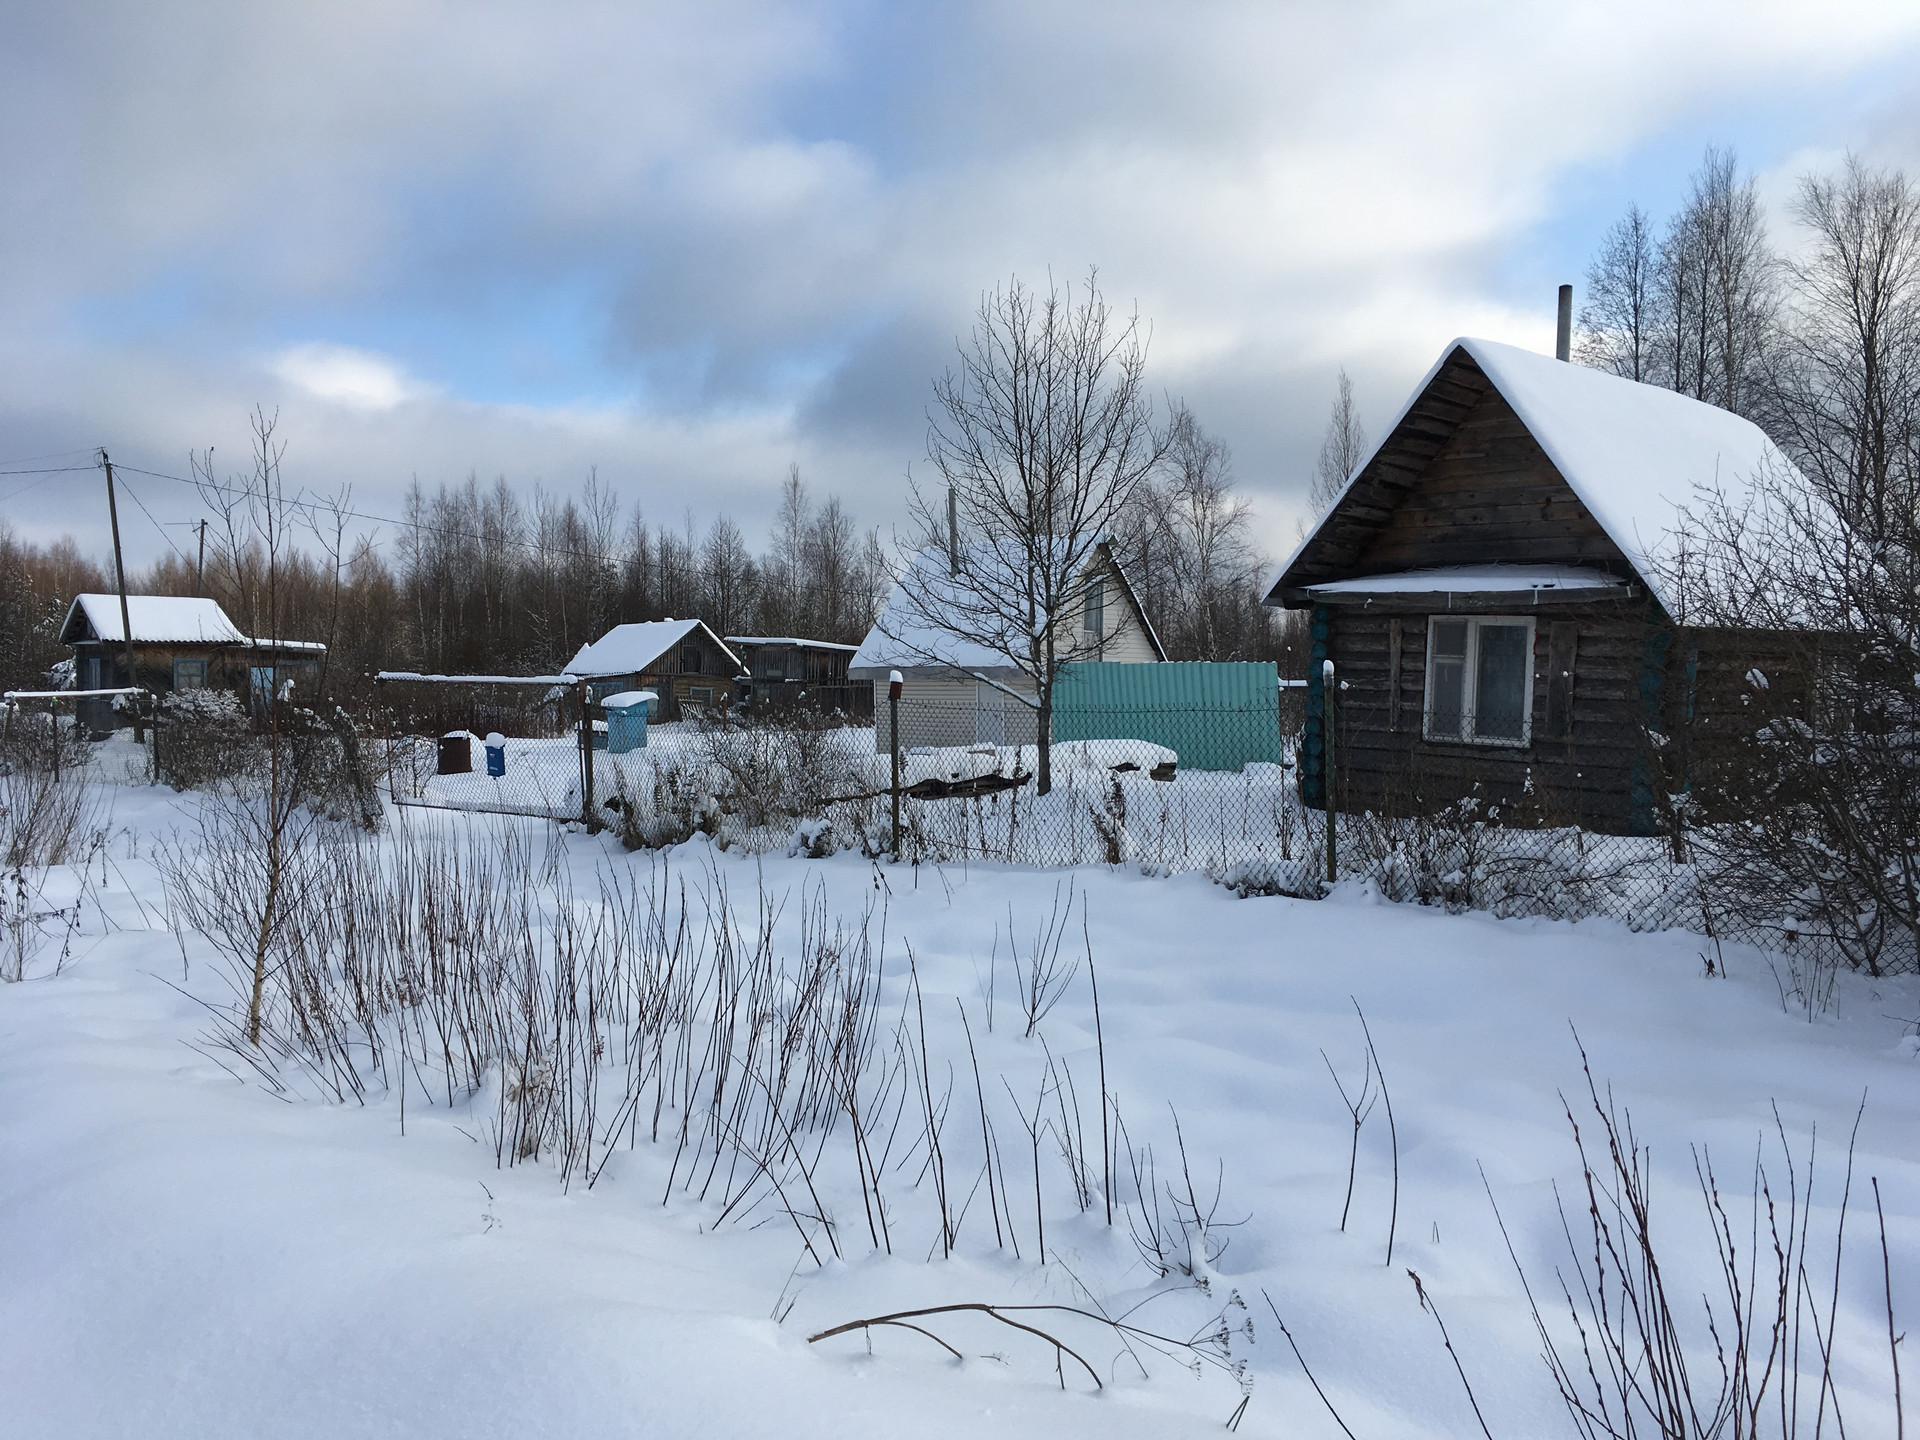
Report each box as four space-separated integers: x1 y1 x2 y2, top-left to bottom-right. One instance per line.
5 0 1920 571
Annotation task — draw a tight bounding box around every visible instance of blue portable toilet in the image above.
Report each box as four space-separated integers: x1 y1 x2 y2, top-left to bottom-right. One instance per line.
601 690 656 754
484 732 506 777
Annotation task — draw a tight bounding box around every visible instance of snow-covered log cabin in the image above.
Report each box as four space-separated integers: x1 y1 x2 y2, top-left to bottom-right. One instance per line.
1265 337 1808 836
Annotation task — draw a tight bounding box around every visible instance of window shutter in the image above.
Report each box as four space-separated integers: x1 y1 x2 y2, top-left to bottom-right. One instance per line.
1545 621 1579 738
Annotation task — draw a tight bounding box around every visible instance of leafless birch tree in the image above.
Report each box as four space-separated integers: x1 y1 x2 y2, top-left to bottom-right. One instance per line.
1309 368 1367 519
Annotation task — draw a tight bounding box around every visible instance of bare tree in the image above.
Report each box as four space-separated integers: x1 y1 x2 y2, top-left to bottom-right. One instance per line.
1657 157 1920 976
1578 203 1661 381
1117 406 1274 660
1309 368 1367 518
700 516 757 638
1767 156 1920 542
891 271 1169 795
1655 148 1777 416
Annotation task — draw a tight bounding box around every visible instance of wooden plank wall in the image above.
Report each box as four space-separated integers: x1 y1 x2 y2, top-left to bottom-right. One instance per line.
1352 384 1626 573
1325 597 1655 833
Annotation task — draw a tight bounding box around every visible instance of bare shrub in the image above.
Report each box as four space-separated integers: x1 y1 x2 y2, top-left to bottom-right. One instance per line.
0 753 104 870
1487 1043 1903 1439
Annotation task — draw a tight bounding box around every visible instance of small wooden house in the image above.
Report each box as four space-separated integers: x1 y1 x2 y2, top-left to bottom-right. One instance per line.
725 636 868 715
59 594 326 730
564 618 742 720
850 539 1164 751
1265 337 1803 835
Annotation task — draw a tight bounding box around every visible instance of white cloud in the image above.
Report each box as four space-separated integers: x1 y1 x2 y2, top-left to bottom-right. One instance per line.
4 0 1920 569
270 344 423 411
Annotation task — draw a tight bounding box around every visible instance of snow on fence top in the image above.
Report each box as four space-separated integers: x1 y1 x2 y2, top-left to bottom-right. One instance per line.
375 672 582 686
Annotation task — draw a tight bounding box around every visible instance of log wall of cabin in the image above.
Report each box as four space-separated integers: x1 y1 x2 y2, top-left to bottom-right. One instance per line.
1319 595 1659 834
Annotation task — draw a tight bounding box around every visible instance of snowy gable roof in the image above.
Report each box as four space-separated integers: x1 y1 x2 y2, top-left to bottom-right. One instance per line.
1270 338 1801 614
850 540 1163 676
61 594 249 646
564 618 741 677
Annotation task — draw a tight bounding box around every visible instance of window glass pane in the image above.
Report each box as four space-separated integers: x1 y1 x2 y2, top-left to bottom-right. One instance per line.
1474 624 1530 740
1083 582 1105 637
1427 620 1468 738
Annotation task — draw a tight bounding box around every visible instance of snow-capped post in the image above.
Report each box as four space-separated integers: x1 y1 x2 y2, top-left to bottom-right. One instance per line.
1556 284 1572 361
1323 658 1337 886
577 678 597 831
888 670 903 859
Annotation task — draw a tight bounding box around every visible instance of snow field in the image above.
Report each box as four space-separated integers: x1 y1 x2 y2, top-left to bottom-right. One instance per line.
3 758 1919 1438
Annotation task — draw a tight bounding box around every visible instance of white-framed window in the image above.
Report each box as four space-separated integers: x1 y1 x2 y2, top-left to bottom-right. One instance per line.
1083 580 1105 638
687 686 714 708
1423 615 1536 746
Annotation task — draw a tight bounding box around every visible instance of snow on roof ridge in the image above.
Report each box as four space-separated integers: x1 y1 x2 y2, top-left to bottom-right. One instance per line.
564 618 742 677
60 593 324 649
1269 338 1801 613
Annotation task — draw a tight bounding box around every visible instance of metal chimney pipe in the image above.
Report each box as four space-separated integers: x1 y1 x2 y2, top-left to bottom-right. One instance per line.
1555 284 1573 362
946 488 959 574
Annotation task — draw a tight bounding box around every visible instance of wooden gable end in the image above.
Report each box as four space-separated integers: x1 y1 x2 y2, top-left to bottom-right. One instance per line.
1272 349 1635 602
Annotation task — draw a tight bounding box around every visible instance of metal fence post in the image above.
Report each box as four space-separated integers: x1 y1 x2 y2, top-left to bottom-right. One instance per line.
888 670 903 859
1323 658 1336 886
578 679 597 830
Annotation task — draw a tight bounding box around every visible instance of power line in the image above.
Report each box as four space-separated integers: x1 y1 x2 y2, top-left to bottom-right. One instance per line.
0 446 102 468
0 464 100 479
112 474 196 569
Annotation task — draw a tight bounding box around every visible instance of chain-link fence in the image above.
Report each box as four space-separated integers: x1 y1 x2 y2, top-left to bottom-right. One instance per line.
363 686 1892 975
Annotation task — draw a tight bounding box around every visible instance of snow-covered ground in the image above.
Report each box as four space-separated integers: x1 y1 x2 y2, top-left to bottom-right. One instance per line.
4 745 1918 1438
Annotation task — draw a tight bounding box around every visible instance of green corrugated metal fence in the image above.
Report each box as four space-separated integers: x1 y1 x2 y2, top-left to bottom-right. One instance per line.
1052 661 1283 771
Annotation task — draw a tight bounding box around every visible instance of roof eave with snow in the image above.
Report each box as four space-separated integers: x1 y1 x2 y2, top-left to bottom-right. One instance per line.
1265 338 1804 616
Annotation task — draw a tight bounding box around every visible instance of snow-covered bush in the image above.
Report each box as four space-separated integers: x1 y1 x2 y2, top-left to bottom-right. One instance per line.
1216 851 1318 899
155 689 261 793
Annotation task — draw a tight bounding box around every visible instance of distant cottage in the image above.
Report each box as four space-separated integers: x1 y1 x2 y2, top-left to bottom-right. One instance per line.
1265 337 1805 836
850 539 1163 751
726 635 867 715
59 593 325 729
564 618 741 720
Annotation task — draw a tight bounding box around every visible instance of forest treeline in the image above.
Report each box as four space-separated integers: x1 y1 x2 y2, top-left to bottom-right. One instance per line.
0 420 1294 694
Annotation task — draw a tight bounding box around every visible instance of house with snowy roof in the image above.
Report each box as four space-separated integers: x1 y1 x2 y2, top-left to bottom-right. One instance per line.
563 618 742 720
1265 335 1810 835
59 593 327 729
851 538 1164 751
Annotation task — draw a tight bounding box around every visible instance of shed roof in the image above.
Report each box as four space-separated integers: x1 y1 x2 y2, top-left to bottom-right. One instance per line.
564 618 741 677
59 594 326 651
1269 338 1801 613
724 636 861 652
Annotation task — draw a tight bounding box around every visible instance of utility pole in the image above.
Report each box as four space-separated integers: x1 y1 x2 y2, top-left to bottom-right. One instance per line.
196 519 207 592
100 450 143 743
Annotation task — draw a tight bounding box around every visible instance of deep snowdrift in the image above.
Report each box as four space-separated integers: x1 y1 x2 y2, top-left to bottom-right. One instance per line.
3 771 1917 1439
